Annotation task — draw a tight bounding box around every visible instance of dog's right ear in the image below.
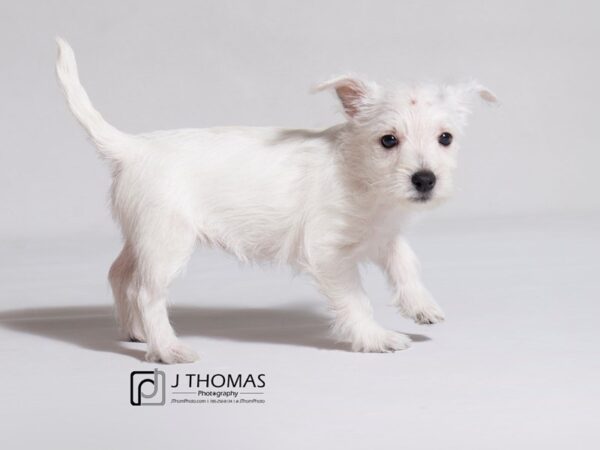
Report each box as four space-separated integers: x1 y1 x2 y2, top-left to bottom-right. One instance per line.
312 75 381 119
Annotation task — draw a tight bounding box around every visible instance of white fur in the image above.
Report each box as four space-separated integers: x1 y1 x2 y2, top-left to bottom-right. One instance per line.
55 38 496 363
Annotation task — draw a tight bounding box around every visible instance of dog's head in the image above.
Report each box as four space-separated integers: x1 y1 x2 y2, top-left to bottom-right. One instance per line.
316 76 496 208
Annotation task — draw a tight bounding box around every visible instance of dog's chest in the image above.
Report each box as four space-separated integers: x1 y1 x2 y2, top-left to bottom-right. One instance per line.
357 206 407 254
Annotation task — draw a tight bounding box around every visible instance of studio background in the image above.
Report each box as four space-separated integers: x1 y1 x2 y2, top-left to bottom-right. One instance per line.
2 0 599 236
1 1 599 449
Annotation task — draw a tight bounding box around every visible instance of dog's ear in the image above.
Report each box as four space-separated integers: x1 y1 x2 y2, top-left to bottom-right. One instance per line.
447 80 498 107
444 81 497 127
313 75 381 119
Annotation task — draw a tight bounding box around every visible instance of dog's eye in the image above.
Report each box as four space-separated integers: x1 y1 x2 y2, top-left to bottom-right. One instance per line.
380 134 399 149
438 132 453 147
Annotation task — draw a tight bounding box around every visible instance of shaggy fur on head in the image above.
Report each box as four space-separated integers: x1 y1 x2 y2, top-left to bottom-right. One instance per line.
56 38 496 363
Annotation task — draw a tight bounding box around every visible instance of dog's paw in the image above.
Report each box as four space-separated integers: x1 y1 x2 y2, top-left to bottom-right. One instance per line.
125 328 147 343
119 319 147 343
413 304 446 325
119 329 146 343
402 302 446 325
146 341 199 364
349 324 411 353
128 334 146 343
397 288 445 325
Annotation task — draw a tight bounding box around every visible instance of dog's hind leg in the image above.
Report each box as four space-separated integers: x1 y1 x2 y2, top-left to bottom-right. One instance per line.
108 241 146 342
128 214 199 364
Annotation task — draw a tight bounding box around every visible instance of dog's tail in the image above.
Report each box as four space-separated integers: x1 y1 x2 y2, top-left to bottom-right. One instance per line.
55 37 130 161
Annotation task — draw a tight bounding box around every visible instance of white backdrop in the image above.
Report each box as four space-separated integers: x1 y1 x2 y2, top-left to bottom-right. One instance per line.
2 3 600 449
1 0 599 238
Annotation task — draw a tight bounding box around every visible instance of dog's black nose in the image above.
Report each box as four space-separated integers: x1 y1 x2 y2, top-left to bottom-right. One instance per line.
411 170 436 193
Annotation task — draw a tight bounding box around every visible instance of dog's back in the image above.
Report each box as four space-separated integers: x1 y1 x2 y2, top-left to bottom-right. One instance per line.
56 38 348 265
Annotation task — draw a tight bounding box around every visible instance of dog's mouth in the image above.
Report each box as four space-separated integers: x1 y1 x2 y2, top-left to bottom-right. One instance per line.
409 193 433 203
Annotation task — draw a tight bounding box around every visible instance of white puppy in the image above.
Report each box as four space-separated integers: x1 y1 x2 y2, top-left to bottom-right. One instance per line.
56 38 496 363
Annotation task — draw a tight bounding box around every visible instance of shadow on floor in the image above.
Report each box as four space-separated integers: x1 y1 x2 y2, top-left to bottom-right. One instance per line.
0 303 430 361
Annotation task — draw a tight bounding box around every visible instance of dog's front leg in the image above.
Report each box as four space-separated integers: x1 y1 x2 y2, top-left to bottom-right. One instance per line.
312 257 411 352
374 236 445 325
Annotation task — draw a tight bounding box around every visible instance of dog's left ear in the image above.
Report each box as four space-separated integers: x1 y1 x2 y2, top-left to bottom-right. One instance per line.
444 81 497 126
313 75 381 119
447 80 498 107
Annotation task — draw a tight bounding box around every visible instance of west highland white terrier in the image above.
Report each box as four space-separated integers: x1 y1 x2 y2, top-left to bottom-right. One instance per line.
56 38 496 363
